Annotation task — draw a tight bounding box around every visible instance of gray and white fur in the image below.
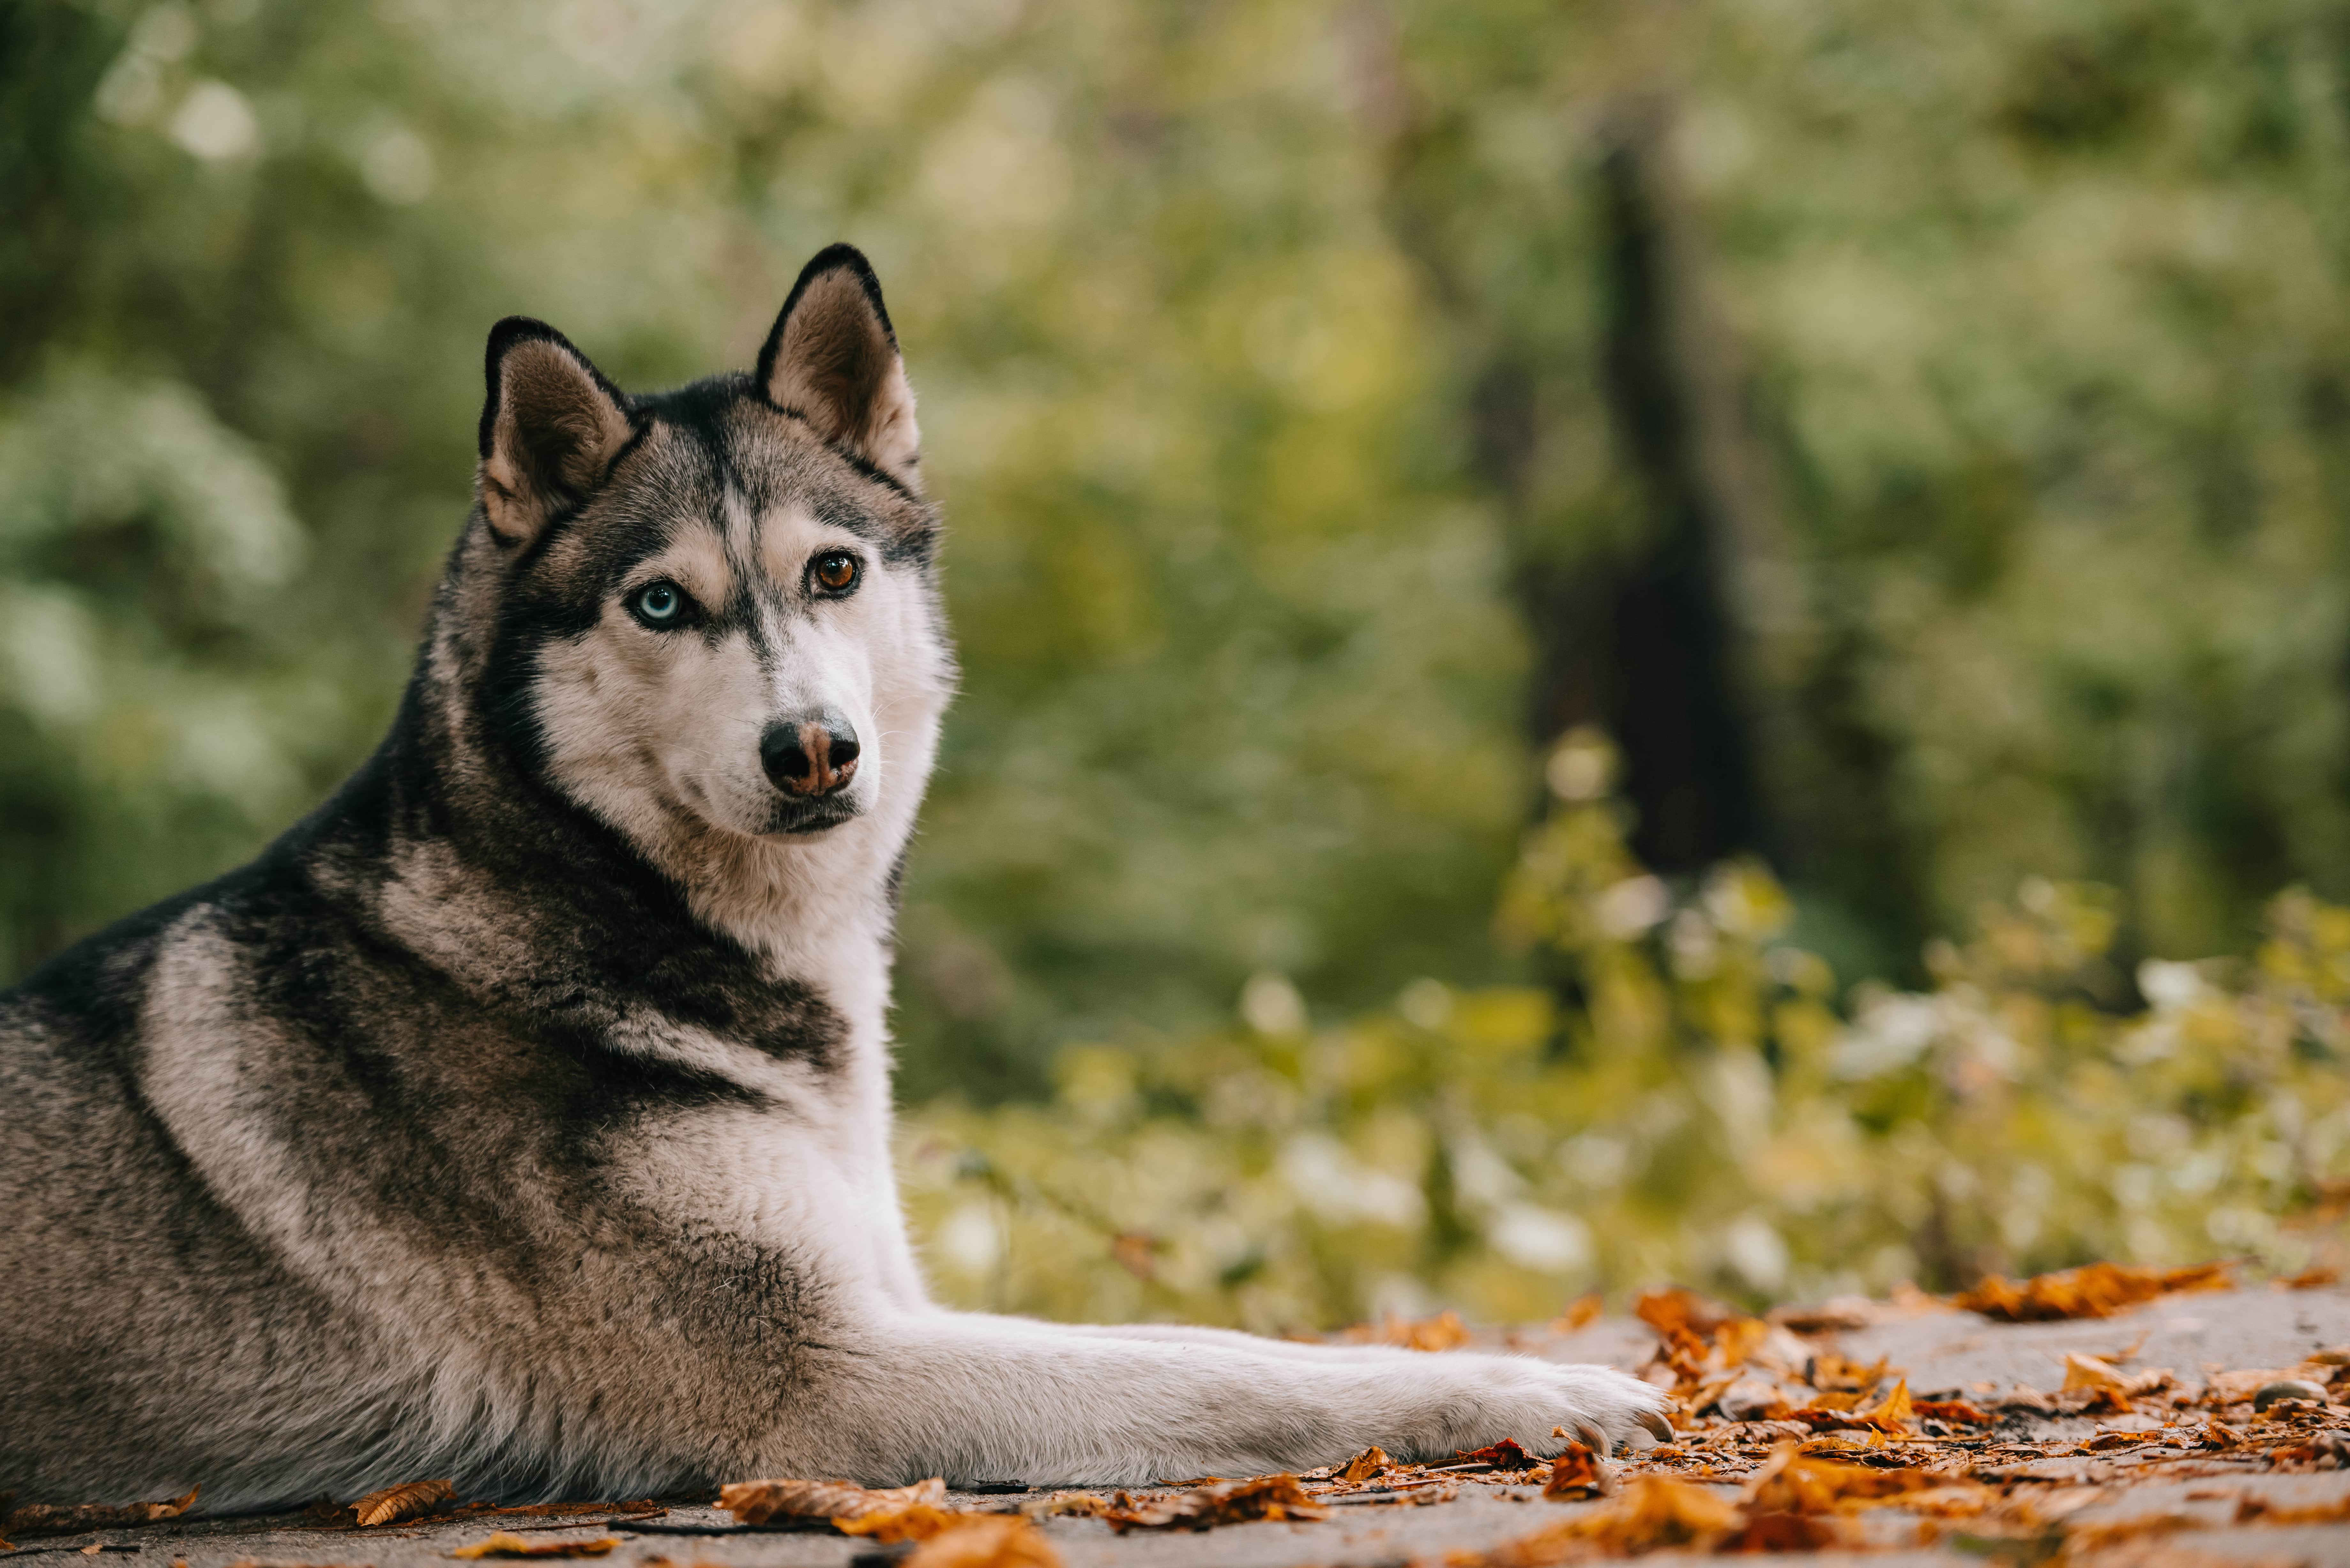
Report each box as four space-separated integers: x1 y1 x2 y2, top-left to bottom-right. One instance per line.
0 246 1667 1511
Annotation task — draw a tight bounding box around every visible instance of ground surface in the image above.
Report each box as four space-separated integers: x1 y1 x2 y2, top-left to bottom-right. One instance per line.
14 1285 2350 1567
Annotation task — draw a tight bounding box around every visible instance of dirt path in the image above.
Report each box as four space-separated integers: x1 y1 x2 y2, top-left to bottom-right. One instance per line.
14 1286 2350 1567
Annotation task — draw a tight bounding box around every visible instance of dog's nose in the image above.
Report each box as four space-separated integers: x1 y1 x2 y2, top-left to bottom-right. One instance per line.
761 711 860 797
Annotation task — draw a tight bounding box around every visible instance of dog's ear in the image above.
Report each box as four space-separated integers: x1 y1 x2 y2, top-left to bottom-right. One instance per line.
476 317 632 544
756 244 920 487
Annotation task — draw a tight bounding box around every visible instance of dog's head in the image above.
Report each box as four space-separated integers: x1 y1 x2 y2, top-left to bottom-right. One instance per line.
446 245 953 887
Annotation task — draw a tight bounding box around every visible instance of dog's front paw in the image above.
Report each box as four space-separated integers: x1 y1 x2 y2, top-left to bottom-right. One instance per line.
1382 1355 1672 1460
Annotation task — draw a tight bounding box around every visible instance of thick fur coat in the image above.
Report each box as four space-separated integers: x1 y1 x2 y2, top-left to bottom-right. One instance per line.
0 246 1667 1510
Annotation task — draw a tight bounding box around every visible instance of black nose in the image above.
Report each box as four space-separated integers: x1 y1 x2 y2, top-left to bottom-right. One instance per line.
761 711 860 797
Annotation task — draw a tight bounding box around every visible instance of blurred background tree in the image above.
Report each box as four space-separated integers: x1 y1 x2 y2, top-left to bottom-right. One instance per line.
8 0 2350 1113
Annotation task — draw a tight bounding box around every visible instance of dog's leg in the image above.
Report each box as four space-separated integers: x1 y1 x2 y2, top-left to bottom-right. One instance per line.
771 1307 1669 1485
1050 1321 1458 1361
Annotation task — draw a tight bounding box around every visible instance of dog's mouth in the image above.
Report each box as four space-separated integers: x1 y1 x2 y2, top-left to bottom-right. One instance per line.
762 794 863 836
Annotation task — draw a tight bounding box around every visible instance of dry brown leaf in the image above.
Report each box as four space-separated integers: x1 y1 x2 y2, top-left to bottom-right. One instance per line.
1634 1286 1738 1342
1540 1442 1612 1500
2274 1267 2339 1290
899 1516 1063 1568
835 1504 960 1545
714 1476 944 1525
1768 1298 1877 1335
1453 1439 1538 1471
2234 1492 2350 1525
1954 1262 2232 1322
2204 1368 2296 1406
1454 1476 1745 1564
1017 1492 1114 1520
448 1535 616 1559
1790 1378 1915 1434
1385 1310 1470 1351
1913 1399 1992 1426
2065 1353 2134 1397
1712 1317 1771 1368
1714 1511 1850 1552
1338 1447 1390 1486
1804 1352 1891 1394
1103 1474 1330 1531
1554 1293 1603 1332
1107 1231 1155 1281
4 1487 200 1540
1742 1444 1933 1515
1893 1485 1999 1519
352 1481 454 1528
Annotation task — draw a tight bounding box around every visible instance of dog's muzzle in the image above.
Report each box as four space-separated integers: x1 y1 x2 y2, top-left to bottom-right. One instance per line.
761 710 860 800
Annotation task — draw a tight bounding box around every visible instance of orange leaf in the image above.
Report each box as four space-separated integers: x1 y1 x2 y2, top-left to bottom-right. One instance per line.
1455 1476 1744 1564
899 1516 1064 1568
1954 1261 2232 1322
1743 1444 1934 1515
352 1480 454 1528
1555 1293 1603 1332
1338 1447 1390 1486
449 1534 617 1558
1912 1400 1991 1426
3 1487 200 1541
835 1504 960 1545
1103 1474 1330 1531
1540 1442 1613 1500
1453 1439 1538 1471
716 1477 944 1525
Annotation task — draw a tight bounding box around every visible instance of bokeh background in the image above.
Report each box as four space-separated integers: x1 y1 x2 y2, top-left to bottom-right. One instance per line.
10 0 2350 1326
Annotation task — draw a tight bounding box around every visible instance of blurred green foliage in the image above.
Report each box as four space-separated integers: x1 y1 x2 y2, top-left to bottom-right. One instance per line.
8 0 2350 1139
905 730 2350 1328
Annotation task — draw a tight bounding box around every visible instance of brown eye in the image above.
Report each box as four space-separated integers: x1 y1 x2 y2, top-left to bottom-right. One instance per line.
809 551 860 596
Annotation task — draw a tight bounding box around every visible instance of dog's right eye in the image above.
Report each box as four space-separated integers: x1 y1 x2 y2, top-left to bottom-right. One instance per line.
630 580 690 628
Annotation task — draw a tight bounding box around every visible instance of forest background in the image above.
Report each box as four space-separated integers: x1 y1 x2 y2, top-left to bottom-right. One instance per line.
10 0 2350 1329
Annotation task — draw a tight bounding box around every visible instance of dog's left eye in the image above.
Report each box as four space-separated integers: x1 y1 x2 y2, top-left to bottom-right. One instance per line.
630 580 690 627
808 551 861 597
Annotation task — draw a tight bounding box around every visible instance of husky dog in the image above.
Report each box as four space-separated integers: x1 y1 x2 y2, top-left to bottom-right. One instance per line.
0 246 1669 1509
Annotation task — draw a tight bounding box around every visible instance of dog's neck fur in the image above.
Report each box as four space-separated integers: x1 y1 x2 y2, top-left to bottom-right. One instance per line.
311 535 931 1114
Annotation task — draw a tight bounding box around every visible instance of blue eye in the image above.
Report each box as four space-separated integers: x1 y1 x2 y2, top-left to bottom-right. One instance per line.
632 580 687 626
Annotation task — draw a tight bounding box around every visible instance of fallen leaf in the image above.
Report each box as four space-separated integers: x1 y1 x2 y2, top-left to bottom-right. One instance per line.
1107 1232 1155 1281
1769 1297 1878 1334
4 1488 200 1540
1338 1447 1390 1486
2274 1267 2339 1290
899 1515 1063 1568
1790 1379 1915 1434
352 1481 455 1528
714 1477 944 1526
1541 1442 1613 1500
1803 1352 1891 1394
1453 1476 1745 1563
2203 1369 2297 1406
1955 1262 2232 1322
2235 1492 2350 1525
835 1504 961 1545
2065 1353 2134 1398
1743 1444 1933 1514
1555 1294 1603 1332
1104 1474 1330 1531
1715 1511 1848 1552
1712 1317 1771 1369
1453 1439 1538 1471
1894 1485 1999 1519
1017 1493 1114 1520
448 1536 616 1559
1913 1400 1992 1426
